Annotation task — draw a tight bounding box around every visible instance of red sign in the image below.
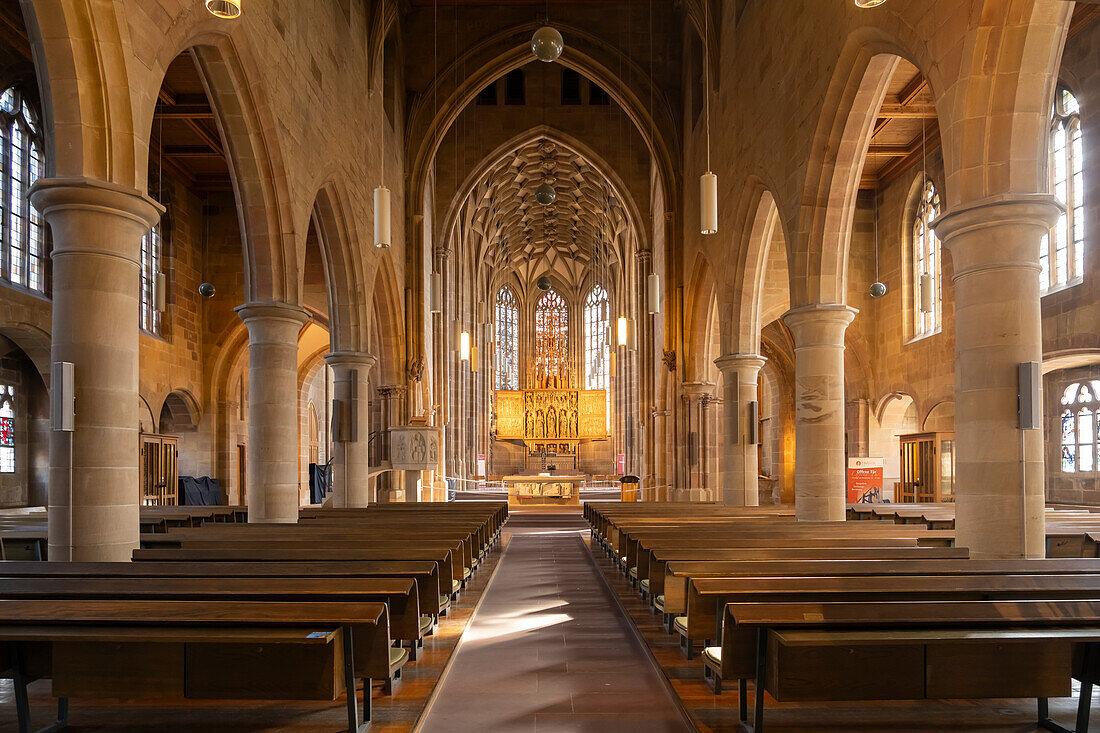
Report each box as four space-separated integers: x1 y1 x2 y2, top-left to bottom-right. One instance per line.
615 454 626 475
847 457 884 503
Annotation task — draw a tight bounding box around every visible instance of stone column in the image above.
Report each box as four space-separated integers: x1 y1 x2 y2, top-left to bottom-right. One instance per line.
324 351 377 507
781 304 857 521
236 302 310 523
404 469 421 502
377 385 406 500
682 382 715 500
934 195 1060 558
715 354 767 506
31 178 163 561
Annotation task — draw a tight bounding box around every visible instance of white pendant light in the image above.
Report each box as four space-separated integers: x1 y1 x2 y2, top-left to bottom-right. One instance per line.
700 172 718 235
460 330 471 361
155 272 167 313
431 272 443 314
205 0 241 18
920 273 934 313
531 26 564 62
617 317 629 347
374 185 391 248
700 0 718 236
647 272 661 315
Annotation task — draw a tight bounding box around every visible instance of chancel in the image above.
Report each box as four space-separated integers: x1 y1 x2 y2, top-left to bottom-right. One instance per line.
3 0 1100 731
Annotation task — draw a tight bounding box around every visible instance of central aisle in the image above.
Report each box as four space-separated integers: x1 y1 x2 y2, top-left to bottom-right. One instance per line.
417 509 691 733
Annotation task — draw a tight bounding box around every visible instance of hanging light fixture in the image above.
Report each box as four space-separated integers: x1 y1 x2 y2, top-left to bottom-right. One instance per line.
374 185 391 248
460 330 471 361
647 271 661 314
700 0 717 235
617 317 629 347
537 275 552 291
854 0 886 7
205 0 241 18
531 26 564 62
535 182 557 206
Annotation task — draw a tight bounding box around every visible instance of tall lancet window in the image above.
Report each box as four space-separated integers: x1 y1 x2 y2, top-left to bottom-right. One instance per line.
913 179 941 337
1042 87 1084 293
1 87 45 293
584 285 609 390
534 288 569 387
1060 381 1100 474
495 285 518 390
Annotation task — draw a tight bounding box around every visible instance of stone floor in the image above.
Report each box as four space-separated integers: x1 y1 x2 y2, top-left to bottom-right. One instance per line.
417 510 692 732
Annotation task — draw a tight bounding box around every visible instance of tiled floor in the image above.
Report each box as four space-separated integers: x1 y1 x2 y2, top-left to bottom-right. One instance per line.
418 510 693 733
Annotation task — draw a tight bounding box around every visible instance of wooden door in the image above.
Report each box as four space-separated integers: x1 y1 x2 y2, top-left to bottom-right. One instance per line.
237 444 247 506
140 435 178 506
899 432 956 503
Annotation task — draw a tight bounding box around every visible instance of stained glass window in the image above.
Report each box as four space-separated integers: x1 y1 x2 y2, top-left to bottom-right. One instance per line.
1060 380 1100 474
1042 87 1084 293
0 385 13 473
913 179 941 337
534 288 569 386
140 226 163 334
583 285 609 391
495 286 518 391
1 87 45 293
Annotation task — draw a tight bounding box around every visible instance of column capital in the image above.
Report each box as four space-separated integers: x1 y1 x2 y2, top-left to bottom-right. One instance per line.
434 246 451 261
378 384 407 399
324 350 378 372
235 301 311 328
932 193 1062 243
635 249 652 264
30 176 164 229
714 353 767 376
782 303 857 346
682 381 716 398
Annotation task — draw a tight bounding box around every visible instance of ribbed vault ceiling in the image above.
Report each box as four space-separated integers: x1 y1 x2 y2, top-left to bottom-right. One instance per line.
455 138 631 287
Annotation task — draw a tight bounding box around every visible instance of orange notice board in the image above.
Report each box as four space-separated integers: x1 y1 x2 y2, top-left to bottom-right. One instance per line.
847 457 884 503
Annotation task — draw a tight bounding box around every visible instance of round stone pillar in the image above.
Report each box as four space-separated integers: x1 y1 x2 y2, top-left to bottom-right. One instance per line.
934 194 1061 559
31 178 163 561
781 304 857 521
715 354 767 506
324 351 377 508
236 302 310 523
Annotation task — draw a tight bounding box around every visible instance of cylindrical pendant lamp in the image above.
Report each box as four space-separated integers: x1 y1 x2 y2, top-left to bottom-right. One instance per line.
628 318 637 350
460 330 471 361
647 272 660 315
470 345 478 372
374 185 391 248
920 273 934 313
155 272 167 313
205 0 241 18
700 172 718 235
617 317 629 347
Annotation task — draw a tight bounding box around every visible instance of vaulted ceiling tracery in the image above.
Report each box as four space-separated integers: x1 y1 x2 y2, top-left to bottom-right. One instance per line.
453 137 632 289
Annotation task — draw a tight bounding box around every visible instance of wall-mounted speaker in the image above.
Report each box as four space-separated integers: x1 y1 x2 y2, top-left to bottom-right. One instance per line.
1018 361 1041 430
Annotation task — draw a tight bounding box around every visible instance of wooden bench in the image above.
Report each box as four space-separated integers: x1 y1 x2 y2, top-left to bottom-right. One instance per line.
0 599 397 733
132 547 463 608
701 573 1100 696
0 575 426 666
0 559 449 620
723 599 1100 733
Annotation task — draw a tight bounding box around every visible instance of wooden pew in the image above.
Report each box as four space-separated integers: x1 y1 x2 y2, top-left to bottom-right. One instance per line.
0 599 396 733
0 575 424 667
0 559 449 621
725 599 1100 733
703 573 1100 698
132 547 463 607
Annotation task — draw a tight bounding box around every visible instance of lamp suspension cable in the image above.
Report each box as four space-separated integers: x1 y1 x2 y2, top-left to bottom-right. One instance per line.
700 0 718 235
374 0 391 248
